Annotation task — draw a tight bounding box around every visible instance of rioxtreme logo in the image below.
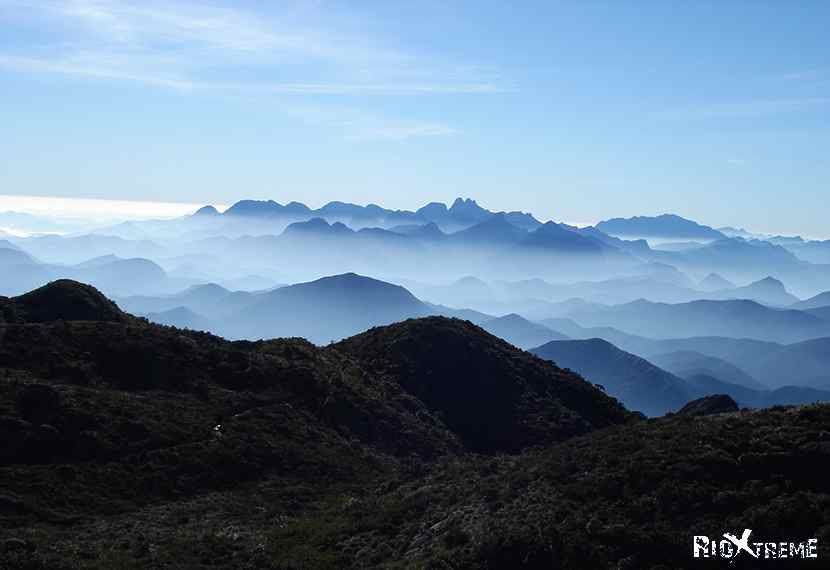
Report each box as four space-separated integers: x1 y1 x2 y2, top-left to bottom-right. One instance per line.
694 529 818 560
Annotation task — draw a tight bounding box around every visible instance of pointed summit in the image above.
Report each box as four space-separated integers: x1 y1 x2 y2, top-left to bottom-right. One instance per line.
448 198 491 224
698 273 735 291
450 213 527 246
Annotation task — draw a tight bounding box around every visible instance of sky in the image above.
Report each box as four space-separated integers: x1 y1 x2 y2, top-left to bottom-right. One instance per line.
1 0 829 237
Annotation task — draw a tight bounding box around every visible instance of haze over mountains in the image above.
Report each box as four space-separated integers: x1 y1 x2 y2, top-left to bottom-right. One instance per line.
3 196 830 418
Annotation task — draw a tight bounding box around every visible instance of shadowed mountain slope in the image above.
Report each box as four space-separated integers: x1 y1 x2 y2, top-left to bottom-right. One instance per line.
531 338 693 416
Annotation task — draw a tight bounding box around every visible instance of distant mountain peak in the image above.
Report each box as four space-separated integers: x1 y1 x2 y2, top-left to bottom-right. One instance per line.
283 217 354 237
224 199 311 218
448 197 492 223
516 221 606 253
753 276 785 288
193 205 220 216
450 213 527 245
596 214 725 240
698 273 736 291
454 275 488 287
450 197 479 209
416 202 449 220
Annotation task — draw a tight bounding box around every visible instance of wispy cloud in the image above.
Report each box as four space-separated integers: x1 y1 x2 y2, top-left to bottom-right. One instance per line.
0 0 503 138
0 0 503 94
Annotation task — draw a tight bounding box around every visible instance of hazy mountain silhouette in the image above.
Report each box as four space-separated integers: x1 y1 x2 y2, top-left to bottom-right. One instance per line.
569 298 830 343
774 237 830 264
448 213 527 247
750 337 830 389
219 196 532 234
283 217 354 238
193 205 220 216
698 272 735 291
685 374 830 408
648 350 764 389
68 257 169 296
145 306 214 332
537 316 830 391
0 242 34 264
531 338 692 416
709 276 799 306
513 222 608 255
570 225 652 255
229 273 432 343
531 336 826 413
807 306 830 321
119 283 245 317
446 197 492 225
480 313 569 349
676 237 802 276
14 234 165 264
389 221 446 241
596 213 726 240
224 199 312 218
792 291 830 310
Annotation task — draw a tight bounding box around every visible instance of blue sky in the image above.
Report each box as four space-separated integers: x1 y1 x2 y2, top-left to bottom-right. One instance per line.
1 1 829 236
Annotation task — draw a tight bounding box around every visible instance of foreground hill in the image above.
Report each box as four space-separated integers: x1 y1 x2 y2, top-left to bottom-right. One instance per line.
334 318 630 452
0 279 128 324
2 281 829 569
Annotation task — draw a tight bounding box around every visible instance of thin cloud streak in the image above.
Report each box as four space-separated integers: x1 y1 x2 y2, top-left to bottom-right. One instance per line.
0 1 503 139
0 1 505 94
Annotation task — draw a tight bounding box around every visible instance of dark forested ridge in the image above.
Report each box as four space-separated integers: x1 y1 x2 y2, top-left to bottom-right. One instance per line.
1 281 829 569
